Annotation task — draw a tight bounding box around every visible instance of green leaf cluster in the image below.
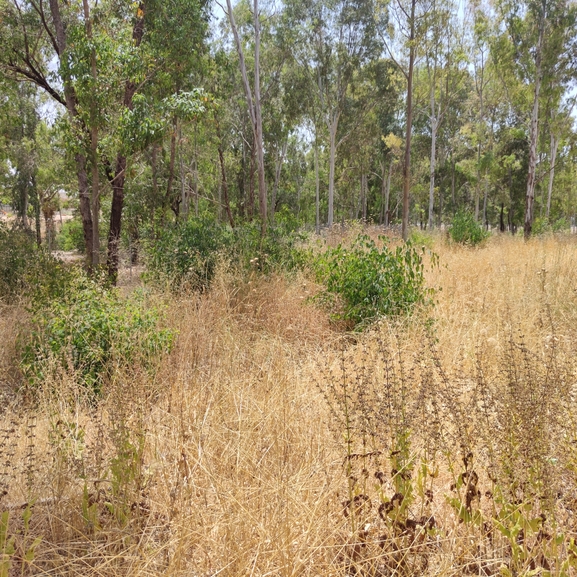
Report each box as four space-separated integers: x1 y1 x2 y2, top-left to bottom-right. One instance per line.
144 218 309 291
449 211 491 246
0 223 70 303
313 234 436 329
21 273 174 394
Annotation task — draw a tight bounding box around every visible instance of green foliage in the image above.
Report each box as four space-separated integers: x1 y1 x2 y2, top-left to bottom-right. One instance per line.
21 273 174 394
313 234 436 329
144 217 233 291
532 217 570 235
57 218 85 252
144 218 309 291
0 223 71 303
449 211 490 246
231 221 309 274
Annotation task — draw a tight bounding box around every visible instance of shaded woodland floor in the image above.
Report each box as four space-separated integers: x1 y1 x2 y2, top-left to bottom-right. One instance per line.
2 232 577 575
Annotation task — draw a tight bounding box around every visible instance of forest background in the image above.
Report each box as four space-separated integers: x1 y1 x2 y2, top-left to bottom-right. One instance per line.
1 0 576 274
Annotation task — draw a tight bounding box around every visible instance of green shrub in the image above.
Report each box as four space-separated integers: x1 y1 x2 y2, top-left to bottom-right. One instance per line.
449 211 490 245
0 223 71 303
231 221 309 274
144 218 309 291
313 234 436 329
21 272 175 394
533 217 569 235
57 218 85 252
144 218 233 291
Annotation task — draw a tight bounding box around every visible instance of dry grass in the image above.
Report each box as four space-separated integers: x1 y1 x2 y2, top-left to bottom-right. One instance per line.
2 233 577 575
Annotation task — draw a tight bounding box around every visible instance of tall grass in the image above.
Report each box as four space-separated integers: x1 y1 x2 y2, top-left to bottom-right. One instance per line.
2 233 577 575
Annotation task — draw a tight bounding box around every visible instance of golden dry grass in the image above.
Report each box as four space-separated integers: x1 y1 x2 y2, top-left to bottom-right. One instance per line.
2 233 577 575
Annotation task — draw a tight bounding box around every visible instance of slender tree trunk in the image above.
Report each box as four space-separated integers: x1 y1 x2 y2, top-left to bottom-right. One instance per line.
218 145 235 228
253 0 267 232
226 0 267 233
524 1 546 239
248 145 255 220
438 174 443 227
214 113 234 227
361 171 367 223
402 0 417 241
327 115 338 226
474 138 483 222
34 187 41 247
107 1 145 283
315 136 320 235
380 159 386 225
547 133 559 219
451 154 455 206
482 176 488 226
49 0 94 266
385 157 393 227
82 0 100 267
179 121 189 220
428 82 437 230
271 140 287 221
166 117 178 216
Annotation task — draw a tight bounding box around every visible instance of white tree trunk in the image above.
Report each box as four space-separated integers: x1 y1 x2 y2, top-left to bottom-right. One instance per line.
547 133 559 219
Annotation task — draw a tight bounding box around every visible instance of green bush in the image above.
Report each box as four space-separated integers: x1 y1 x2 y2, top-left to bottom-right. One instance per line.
231 221 309 274
449 211 490 245
144 218 233 290
21 272 175 394
144 218 309 291
57 218 85 252
533 217 569 235
313 234 436 329
0 223 71 303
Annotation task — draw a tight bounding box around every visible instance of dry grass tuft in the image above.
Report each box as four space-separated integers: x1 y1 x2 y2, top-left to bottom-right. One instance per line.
2 234 577 575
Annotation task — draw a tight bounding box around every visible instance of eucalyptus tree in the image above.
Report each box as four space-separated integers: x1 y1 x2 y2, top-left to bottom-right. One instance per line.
420 0 468 229
494 0 577 237
379 0 434 239
285 0 382 226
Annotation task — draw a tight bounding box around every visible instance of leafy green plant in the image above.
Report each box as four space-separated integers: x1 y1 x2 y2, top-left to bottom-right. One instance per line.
21 272 174 394
144 218 309 291
231 221 309 274
0 223 71 303
449 211 490 246
144 217 233 291
56 218 85 252
313 234 436 329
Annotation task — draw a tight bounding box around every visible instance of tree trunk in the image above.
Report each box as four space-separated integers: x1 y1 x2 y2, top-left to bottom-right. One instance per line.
385 156 393 227
179 121 189 220
482 176 488 225
361 171 367 223
474 140 482 222
253 0 267 232
524 1 546 239
315 136 320 234
402 0 417 241
226 0 267 233
248 145 255 220
428 89 437 230
107 1 145 283
327 115 338 226
547 133 559 219
82 0 100 268
49 0 94 267
166 117 178 216
271 140 287 221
